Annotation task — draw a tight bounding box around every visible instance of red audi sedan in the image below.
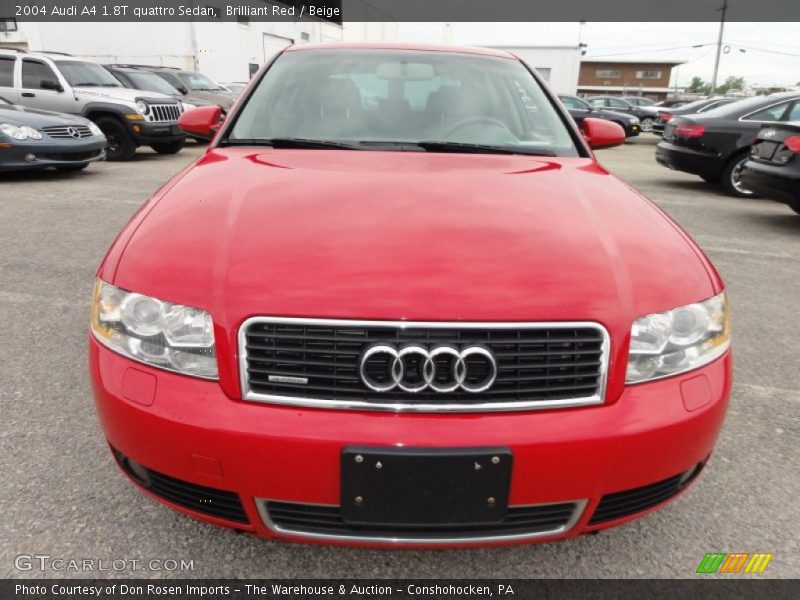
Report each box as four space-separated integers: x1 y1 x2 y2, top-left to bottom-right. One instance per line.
90 43 731 547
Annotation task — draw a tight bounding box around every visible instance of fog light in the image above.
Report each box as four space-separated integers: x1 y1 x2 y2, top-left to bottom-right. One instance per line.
126 458 152 487
25 153 36 162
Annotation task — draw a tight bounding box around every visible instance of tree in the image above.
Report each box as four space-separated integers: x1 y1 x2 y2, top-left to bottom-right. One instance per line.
716 76 746 95
688 76 710 94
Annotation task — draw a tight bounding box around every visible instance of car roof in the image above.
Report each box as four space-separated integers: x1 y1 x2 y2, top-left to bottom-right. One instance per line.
284 41 516 60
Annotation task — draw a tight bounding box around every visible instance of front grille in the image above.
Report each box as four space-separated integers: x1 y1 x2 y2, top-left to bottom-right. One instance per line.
113 448 249 524
241 318 608 411
37 149 103 162
42 125 93 138
589 463 705 525
148 103 181 122
262 500 583 541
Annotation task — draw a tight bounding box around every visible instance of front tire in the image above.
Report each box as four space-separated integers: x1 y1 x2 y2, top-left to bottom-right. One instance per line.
721 152 755 198
639 117 654 132
95 117 136 162
151 139 186 155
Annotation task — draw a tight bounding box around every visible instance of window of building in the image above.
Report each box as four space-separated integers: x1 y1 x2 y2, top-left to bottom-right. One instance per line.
301 32 310 42
596 70 621 79
636 70 663 79
535 67 551 82
0 18 18 32
0 57 14 87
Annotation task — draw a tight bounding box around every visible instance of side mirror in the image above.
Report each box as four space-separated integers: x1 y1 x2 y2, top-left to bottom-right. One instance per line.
178 105 223 139
178 85 189 95
582 117 626 149
41 79 64 92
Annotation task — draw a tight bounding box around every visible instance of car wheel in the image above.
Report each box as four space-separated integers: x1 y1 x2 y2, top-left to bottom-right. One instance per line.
151 139 186 155
721 152 756 198
96 117 136 161
640 117 654 132
55 163 89 172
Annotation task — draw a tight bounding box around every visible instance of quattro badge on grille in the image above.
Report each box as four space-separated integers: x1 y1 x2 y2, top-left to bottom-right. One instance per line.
359 344 497 394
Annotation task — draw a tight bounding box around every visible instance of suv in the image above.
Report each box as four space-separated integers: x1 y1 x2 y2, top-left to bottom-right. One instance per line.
588 96 660 132
91 43 730 547
137 65 236 111
104 64 215 111
0 50 185 160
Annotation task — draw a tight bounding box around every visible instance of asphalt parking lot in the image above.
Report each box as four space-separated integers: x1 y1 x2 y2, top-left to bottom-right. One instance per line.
1 136 798 579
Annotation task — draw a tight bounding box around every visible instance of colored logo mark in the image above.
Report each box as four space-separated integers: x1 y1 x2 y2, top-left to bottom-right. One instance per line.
697 552 773 574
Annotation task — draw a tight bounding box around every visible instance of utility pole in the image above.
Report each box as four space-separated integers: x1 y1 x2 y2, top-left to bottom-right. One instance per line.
709 0 728 95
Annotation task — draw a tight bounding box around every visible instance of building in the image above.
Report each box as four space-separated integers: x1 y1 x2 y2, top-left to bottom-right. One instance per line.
577 58 685 101
1 14 397 83
489 46 582 94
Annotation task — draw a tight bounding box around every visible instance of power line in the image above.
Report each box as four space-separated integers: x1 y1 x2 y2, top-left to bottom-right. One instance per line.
587 43 714 58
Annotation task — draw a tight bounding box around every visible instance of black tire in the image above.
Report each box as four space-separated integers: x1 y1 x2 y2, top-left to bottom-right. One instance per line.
55 163 89 172
640 117 655 132
151 139 186 155
95 117 136 161
700 174 720 183
720 152 756 198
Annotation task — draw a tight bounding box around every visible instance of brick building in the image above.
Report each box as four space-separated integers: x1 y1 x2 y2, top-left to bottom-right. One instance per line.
577 58 685 101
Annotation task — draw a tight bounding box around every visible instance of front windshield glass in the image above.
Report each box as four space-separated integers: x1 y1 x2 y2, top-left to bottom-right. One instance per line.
229 49 579 156
127 72 180 95
58 61 122 87
178 72 221 91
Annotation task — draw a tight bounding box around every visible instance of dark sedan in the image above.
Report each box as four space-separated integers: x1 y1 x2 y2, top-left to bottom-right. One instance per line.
652 97 740 135
741 122 800 214
0 96 106 173
559 95 640 137
656 92 800 197
588 96 660 132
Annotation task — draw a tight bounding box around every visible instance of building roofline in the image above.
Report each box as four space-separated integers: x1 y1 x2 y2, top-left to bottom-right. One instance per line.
581 57 686 65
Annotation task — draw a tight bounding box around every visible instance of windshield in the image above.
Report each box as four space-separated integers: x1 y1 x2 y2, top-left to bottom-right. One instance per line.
127 72 180 95
178 72 222 91
229 49 578 156
58 61 122 87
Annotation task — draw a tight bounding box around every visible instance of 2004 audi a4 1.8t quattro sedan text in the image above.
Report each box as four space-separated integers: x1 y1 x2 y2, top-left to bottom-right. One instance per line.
90 43 731 547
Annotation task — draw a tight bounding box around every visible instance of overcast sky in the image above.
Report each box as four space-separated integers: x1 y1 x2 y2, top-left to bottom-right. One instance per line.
396 22 800 87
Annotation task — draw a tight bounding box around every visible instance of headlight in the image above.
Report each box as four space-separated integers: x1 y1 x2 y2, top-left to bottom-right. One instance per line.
629 117 640 124
91 280 218 379
0 123 42 140
136 101 150 116
626 292 730 384
87 121 104 137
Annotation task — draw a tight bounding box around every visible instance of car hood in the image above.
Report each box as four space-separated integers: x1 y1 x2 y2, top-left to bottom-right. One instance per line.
186 90 235 110
73 86 176 104
0 103 92 127
113 149 718 336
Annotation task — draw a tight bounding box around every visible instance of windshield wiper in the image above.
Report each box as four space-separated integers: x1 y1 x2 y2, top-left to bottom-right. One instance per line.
415 141 556 156
223 138 361 150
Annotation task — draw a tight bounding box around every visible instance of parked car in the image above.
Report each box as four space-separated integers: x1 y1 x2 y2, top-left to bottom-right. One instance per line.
559 94 640 137
0 95 105 172
652 97 740 135
0 50 185 161
139 65 236 111
588 95 660 132
218 82 248 97
91 43 731 547
740 122 800 213
104 64 215 111
620 95 656 107
656 92 800 196
653 98 694 109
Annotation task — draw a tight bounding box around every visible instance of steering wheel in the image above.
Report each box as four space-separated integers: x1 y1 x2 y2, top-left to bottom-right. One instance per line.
444 116 514 139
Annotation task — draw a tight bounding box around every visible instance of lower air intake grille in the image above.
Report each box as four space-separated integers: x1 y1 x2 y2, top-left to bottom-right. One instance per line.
262 500 582 541
241 318 608 411
113 448 249 524
589 463 705 525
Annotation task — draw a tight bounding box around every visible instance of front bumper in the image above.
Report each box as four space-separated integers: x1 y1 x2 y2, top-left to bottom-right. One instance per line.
741 161 800 206
0 139 105 172
128 120 185 145
90 336 731 548
656 142 724 180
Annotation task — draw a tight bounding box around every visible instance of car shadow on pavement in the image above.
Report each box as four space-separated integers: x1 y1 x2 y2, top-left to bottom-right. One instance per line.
746 211 800 232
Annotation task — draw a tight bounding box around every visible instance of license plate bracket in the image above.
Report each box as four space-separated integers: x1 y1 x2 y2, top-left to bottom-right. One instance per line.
341 446 512 526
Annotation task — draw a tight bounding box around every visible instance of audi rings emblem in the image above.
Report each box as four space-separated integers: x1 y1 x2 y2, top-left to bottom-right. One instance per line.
66 127 81 138
359 344 498 394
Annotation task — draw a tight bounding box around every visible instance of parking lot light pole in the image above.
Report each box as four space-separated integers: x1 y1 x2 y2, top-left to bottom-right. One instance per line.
709 0 728 96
